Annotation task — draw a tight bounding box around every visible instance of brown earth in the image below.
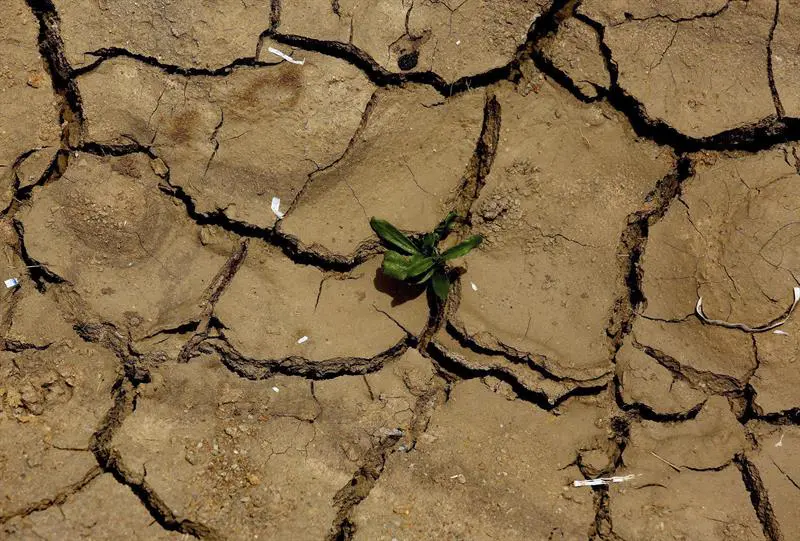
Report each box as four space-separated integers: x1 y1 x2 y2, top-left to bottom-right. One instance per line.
1 0 800 540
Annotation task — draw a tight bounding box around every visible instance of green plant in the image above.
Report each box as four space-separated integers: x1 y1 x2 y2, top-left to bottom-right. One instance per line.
370 212 482 301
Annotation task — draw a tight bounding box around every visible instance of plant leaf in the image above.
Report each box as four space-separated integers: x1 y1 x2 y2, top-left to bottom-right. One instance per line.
414 267 436 284
421 232 437 252
370 218 419 255
406 255 436 278
381 250 412 280
433 211 459 240
440 235 483 260
431 270 450 300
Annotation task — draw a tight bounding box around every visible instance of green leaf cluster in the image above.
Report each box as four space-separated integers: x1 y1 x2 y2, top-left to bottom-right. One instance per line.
370 212 482 301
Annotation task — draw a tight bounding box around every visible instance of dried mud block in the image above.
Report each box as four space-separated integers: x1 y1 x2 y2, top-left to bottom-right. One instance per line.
57 0 270 70
20 153 229 339
280 86 484 258
5 291 75 349
611 398 759 540
773 0 800 117
0 342 116 515
352 379 605 540
641 150 800 322
616 339 706 416
0 1 60 207
215 242 423 368
580 0 775 137
112 352 432 539
281 0 547 82
2 473 181 540
632 318 755 391
431 331 604 405
746 422 800 536
752 316 800 415
452 79 673 383
78 56 373 230
538 17 610 99
611 466 763 540
624 396 746 471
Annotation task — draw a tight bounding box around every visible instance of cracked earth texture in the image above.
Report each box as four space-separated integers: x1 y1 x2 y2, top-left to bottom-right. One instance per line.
1 0 800 539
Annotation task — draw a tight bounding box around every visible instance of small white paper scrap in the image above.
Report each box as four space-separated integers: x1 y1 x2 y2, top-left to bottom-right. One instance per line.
271 197 284 219
272 387 280 393
776 433 785 447
297 335 309 344
470 282 478 291
573 474 636 487
267 47 305 65
4 278 19 289
774 330 789 336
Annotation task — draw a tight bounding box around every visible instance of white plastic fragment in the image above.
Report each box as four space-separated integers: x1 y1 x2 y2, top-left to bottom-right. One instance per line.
4 278 19 289
272 386 280 393
267 47 305 65
271 197 284 219
470 282 478 291
773 330 789 336
573 474 636 487
776 433 785 447
297 335 309 344
695 286 800 333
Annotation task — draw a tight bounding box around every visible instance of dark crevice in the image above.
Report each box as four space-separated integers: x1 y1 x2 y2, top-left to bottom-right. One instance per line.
735 454 784 541
0 466 102 524
607 156 694 346
89 380 221 540
73 47 279 78
24 0 84 147
13 219 66 291
767 0 785 118
575 11 800 153
325 380 445 540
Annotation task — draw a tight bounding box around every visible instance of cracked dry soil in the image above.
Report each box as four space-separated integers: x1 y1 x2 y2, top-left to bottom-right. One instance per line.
2 0 800 540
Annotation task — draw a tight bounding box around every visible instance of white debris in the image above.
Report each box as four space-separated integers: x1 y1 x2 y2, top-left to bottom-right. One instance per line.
455 40 461 45
4 278 19 289
774 330 789 336
267 47 305 65
776 433 785 447
272 387 280 393
573 474 636 487
271 197 284 219
470 282 478 291
696 286 800 333
297 335 309 344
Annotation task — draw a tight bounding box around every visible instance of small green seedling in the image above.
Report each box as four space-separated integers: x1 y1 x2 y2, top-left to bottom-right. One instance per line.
370 212 482 301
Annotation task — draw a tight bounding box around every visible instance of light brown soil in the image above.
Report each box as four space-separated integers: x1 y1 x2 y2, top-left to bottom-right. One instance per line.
2 0 799 540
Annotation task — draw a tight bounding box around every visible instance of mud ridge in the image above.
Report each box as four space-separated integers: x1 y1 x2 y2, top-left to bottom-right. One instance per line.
446 319 612 386
0 467 102 524
178 239 250 363
427 339 609 410
613 372 707 422
736 454 784 541
211 337 410 380
633 340 747 394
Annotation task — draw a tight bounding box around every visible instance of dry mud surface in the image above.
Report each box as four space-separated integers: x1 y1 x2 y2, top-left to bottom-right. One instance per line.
2 0 800 540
